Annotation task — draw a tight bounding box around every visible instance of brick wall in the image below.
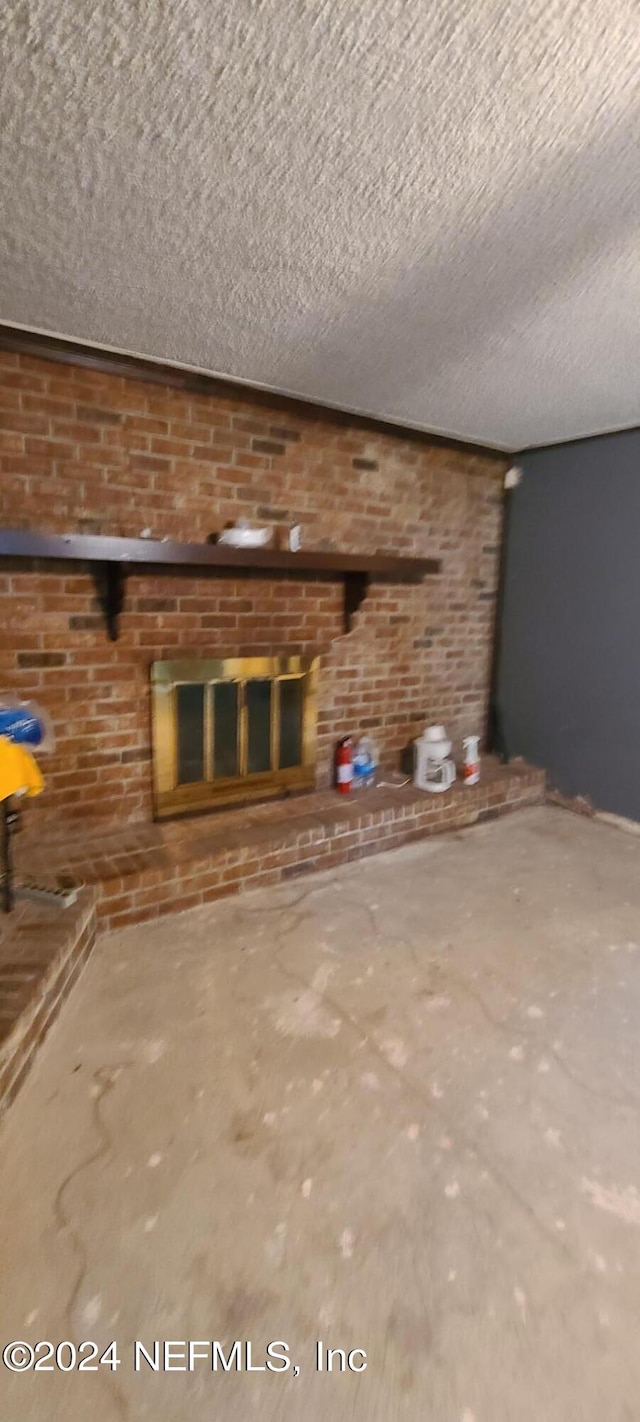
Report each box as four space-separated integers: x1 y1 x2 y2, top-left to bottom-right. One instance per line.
0 350 506 834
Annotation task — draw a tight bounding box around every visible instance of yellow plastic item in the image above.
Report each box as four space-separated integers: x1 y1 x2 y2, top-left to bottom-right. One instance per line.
0 735 45 800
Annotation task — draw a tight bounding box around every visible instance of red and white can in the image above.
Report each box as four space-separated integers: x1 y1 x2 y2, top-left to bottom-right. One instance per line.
335 736 354 794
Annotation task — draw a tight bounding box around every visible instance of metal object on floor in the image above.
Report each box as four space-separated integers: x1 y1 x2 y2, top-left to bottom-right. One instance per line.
1 800 18 914
1 800 77 913
15 882 78 909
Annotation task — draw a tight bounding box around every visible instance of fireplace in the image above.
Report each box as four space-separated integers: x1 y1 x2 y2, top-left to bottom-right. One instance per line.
151 656 319 818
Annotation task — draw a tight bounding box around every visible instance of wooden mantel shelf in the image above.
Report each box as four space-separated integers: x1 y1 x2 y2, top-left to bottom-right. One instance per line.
0 528 441 640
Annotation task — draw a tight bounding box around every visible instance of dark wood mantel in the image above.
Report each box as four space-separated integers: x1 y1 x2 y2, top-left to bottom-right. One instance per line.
0 529 441 640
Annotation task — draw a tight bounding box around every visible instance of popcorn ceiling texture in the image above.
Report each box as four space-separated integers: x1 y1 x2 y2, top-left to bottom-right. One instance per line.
0 351 505 835
1 0 639 450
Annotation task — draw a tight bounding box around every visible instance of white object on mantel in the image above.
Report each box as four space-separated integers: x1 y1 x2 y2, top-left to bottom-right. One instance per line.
414 724 456 793
218 518 272 548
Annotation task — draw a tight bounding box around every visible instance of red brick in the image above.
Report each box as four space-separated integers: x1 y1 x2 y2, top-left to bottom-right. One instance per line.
0 348 509 837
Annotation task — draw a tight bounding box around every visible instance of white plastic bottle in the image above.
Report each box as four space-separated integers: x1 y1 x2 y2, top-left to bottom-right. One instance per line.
462 735 480 785
352 736 378 790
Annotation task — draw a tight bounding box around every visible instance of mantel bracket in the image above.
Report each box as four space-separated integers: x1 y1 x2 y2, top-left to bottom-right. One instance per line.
343 570 370 633
0 529 440 642
93 562 126 641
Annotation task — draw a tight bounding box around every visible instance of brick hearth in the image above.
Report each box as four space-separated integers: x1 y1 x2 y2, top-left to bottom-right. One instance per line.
0 888 96 1117
17 759 543 932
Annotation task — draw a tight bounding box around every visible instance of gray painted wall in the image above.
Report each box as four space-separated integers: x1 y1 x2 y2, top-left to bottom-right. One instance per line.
496 428 640 822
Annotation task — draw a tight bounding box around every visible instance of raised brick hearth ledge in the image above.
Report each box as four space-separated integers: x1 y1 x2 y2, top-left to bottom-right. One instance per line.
0 889 96 1116
17 759 544 932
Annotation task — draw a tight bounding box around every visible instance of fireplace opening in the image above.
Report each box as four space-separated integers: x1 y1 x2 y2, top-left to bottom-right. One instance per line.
151 656 319 818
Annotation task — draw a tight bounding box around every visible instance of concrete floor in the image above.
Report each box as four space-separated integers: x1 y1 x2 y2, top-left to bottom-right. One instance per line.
1 805 640 1422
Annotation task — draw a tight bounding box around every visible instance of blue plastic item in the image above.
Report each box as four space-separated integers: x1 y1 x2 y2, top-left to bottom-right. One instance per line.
0 701 54 752
352 736 378 789
0 708 44 746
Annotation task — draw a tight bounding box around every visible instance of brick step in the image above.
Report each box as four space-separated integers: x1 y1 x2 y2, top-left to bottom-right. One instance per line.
0 891 96 1117
16 758 544 932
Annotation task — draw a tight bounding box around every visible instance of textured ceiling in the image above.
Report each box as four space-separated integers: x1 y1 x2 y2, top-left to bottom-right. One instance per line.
1 1 639 451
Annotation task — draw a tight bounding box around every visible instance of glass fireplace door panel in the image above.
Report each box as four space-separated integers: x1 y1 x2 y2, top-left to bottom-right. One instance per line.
176 683 205 784
279 677 303 769
212 681 240 780
246 679 273 774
